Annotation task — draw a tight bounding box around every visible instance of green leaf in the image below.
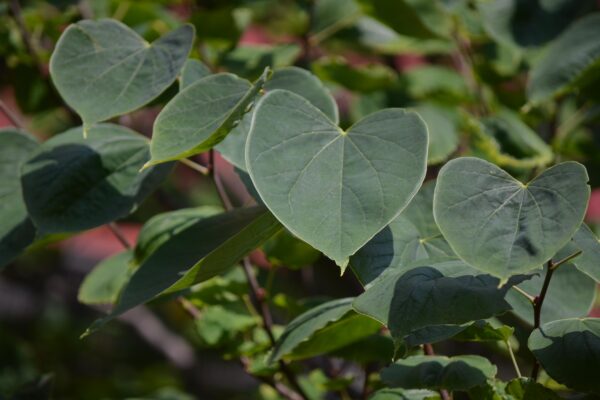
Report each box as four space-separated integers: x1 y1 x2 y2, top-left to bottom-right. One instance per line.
403 324 469 348
246 90 428 268
330 334 395 364
147 69 269 166
217 66 338 171
49 19 194 127
133 206 223 265
179 59 211 90
414 104 459 165
504 378 562 400
78 250 133 305
381 355 497 391
369 388 440 400
528 13 600 103
507 263 596 325
262 230 321 269
195 305 257 346
351 181 455 285
0 129 38 268
452 320 514 343
270 298 359 362
311 0 362 42
402 66 468 102
353 261 523 339
528 318 600 394
86 206 281 335
559 223 600 283
221 44 301 80
433 157 590 281
470 109 553 170
21 124 172 235
313 57 398 92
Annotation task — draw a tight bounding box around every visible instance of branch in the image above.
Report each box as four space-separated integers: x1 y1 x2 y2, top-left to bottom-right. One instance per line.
106 222 132 250
530 260 554 380
423 344 451 400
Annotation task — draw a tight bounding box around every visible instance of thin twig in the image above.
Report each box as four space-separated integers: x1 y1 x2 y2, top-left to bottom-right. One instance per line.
0 100 24 128
177 297 202 320
506 340 522 378
210 151 308 400
531 260 555 380
106 222 132 249
180 158 210 175
513 285 535 304
550 250 582 270
423 344 451 400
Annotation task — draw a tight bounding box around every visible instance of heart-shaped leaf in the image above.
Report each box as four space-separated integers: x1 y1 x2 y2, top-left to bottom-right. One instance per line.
353 260 524 339
351 181 455 285
50 19 194 127
381 355 497 391
246 90 428 268
179 59 211 90
0 129 39 268
217 66 338 171
433 157 589 281
147 69 269 166
21 124 172 235
528 13 600 103
85 206 281 336
528 318 600 394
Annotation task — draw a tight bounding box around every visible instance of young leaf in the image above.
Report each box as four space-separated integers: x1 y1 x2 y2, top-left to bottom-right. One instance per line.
217 66 338 171
21 124 172 235
85 207 281 335
246 90 428 269
433 157 589 281
179 59 211 90
507 264 596 325
0 129 38 268
147 69 269 166
369 388 440 400
353 261 525 339
78 250 133 306
528 13 600 103
381 355 497 391
351 181 455 285
528 318 600 394
50 19 194 127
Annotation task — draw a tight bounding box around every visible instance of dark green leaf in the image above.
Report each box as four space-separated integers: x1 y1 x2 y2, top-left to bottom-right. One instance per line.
50 19 194 127
21 124 172 235
433 157 590 281
505 378 562 400
313 57 397 92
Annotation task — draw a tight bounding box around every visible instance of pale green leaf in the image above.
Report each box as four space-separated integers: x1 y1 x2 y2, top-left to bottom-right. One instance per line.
559 223 600 283
414 104 459 165
78 250 133 305
179 59 211 90
246 90 428 268
433 157 589 280
50 19 194 127
369 388 440 400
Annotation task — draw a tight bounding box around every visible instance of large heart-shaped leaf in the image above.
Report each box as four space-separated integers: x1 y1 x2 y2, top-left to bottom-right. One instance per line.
528 13 600 103
270 297 380 362
529 318 600 394
507 260 596 325
353 260 524 339
50 19 194 127
246 90 428 268
381 355 497 391
21 124 172 235
433 157 589 281
217 66 339 171
147 70 269 166
0 129 39 268
351 181 455 285
85 206 281 335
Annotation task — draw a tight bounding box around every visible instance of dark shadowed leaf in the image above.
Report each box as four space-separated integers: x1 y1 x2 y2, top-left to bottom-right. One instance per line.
21 124 172 235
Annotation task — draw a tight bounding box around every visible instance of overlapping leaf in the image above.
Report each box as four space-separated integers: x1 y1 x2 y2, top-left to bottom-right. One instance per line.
78 250 133 306
247 90 428 268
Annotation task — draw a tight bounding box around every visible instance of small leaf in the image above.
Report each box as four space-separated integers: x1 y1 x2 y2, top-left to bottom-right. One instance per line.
148 69 269 166
270 298 367 362
21 124 172 235
433 157 590 280
313 57 397 92
528 13 600 102
78 250 133 305
381 355 497 391
179 59 212 90
452 320 514 343
246 90 428 268
507 264 596 325
311 0 361 41
351 181 455 285
0 129 38 268
221 44 301 80
528 318 600 394
86 206 281 335
217 66 338 171
504 378 562 400
50 19 194 126
195 305 257 345
369 388 440 400
353 261 524 339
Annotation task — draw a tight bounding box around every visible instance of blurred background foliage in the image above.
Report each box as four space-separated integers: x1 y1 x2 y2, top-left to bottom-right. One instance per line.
1 0 600 399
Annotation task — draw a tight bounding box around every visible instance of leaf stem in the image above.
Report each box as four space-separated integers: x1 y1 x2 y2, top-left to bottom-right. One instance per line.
180 158 209 175
423 344 451 400
106 222 132 249
0 100 24 128
550 250 582 270
506 340 522 378
513 285 535 304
